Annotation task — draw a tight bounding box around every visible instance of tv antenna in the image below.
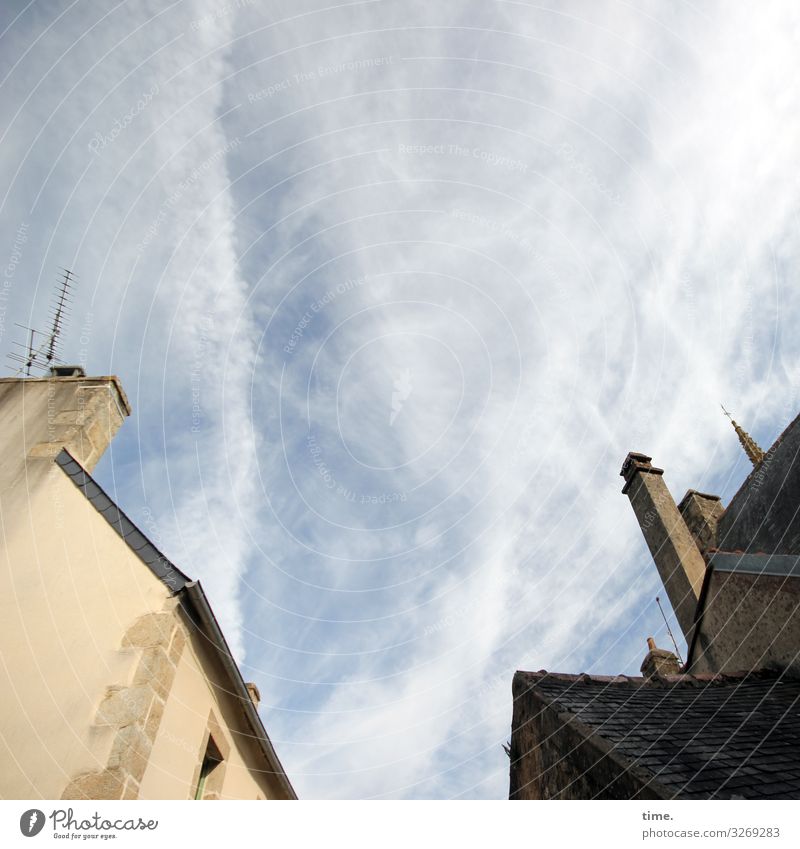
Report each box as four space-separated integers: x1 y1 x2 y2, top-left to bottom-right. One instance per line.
7 268 76 376
655 596 684 665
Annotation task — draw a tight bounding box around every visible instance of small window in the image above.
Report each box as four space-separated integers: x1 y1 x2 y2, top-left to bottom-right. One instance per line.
194 735 224 800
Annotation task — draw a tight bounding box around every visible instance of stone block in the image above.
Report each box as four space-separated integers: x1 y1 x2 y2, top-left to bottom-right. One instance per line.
123 612 175 649
107 724 152 783
134 646 176 700
168 626 186 663
62 768 126 800
122 777 140 800
96 685 153 728
144 696 166 742
52 410 81 425
27 442 63 459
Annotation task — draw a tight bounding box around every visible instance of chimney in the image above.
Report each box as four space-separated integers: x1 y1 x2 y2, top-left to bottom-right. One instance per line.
245 682 261 709
678 490 724 555
0 372 131 475
640 637 682 680
620 452 707 641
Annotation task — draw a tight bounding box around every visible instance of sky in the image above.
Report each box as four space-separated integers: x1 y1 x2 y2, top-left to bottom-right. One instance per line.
1 0 799 799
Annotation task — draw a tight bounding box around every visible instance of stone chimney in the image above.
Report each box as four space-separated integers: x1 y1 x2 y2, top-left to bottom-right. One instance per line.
640 637 682 680
620 452 707 641
678 490 724 555
0 371 131 476
245 682 261 709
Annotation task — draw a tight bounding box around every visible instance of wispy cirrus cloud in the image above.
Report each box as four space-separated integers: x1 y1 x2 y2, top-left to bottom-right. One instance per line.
2 0 800 800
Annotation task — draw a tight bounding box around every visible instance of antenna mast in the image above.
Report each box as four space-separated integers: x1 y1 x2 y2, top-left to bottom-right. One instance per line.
655 596 684 665
6 269 76 376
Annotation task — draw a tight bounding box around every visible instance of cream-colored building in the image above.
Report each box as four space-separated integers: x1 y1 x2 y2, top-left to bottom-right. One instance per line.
0 370 295 800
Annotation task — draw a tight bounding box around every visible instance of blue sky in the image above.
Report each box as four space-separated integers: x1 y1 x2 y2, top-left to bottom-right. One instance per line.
2 0 800 799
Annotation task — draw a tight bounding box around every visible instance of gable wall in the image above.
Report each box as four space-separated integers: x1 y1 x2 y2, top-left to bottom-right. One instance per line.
0 462 168 798
138 605 288 800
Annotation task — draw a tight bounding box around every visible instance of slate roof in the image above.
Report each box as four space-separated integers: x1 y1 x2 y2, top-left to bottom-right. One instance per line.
515 669 800 799
56 449 191 592
718 408 800 555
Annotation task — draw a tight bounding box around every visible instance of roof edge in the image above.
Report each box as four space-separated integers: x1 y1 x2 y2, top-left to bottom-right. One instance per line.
55 449 191 592
182 581 297 800
55 448 296 799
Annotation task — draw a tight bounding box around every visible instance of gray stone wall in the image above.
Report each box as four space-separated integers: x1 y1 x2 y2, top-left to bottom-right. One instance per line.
509 675 664 800
691 571 800 676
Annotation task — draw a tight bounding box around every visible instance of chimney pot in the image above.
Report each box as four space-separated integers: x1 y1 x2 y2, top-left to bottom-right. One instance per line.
620 452 664 494
640 642 682 681
49 365 86 378
245 682 261 709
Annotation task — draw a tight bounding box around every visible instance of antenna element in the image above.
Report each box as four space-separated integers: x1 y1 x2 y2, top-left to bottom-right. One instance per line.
6 269 76 376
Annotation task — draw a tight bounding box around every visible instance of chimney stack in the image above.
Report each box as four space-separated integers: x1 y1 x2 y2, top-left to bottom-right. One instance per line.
245 682 261 709
678 490 724 555
0 372 131 477
640 637 682 680
620 452 707 642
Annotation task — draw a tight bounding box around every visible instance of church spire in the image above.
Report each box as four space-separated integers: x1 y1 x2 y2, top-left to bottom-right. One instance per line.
721 405 765 467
